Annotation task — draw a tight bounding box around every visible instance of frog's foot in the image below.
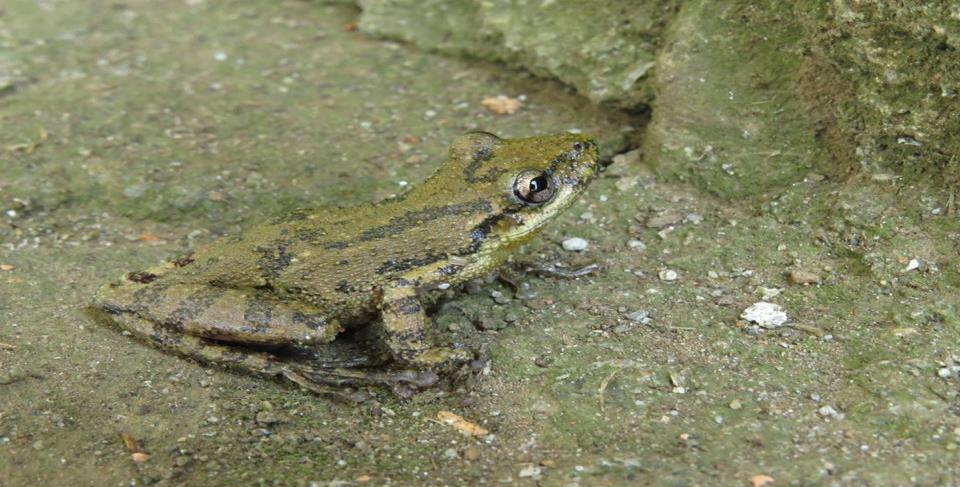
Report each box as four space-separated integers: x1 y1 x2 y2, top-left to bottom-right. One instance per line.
283 366 439 400
405 346 472 370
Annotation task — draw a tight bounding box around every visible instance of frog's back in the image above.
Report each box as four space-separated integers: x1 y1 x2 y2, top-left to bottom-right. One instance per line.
169 194 496 309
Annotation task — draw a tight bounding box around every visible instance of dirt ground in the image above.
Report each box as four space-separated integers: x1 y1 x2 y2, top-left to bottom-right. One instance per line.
2 1 959 485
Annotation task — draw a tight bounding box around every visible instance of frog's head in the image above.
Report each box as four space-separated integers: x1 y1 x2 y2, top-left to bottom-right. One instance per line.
444 131 600 248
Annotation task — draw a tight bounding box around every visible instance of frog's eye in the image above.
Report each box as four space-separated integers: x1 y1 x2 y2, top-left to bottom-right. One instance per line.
514 170 556 205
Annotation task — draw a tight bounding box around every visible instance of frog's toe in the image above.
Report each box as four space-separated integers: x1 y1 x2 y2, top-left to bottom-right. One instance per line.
407 346 472 370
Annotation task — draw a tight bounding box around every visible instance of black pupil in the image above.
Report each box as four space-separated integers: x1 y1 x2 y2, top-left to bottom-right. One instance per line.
529 175 548 193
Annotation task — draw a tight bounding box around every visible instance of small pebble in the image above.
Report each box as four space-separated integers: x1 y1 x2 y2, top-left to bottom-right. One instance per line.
518 465 542 479
463 447 480 461
817 405 844 420
646 212 684 229
490 290 511 305
790 269 821 285
562 237 588 251
627 239 646 251
729 400 742 410
255 411 280 425
741 302 788 328
904 259 921 272
658 269 678 281
625 309 652 324
611 149 640 167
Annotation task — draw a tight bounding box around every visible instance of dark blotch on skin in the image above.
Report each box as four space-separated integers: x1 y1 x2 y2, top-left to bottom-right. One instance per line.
335 280 355 294
131 283 171 314
323 241 349 250
385 328 427 349
173 254 195 268
256 242 293 278
376 253 445 274
389 296 423 315
243 298 273 333
358 200 492 242
292 311 329 331
273 208 310 224
438 264 462 276
463 146 505 183
166 288 222 330
127 271 158 284
457 211 513 256
294 228 330 245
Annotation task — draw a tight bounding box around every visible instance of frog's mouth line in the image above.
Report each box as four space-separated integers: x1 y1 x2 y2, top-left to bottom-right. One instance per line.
498 177 593 245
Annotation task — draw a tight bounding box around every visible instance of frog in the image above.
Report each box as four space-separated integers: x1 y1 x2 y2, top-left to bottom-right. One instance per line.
93 131 600 398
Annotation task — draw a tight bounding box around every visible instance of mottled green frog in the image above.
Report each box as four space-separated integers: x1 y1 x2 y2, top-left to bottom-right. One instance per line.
94 132 599 396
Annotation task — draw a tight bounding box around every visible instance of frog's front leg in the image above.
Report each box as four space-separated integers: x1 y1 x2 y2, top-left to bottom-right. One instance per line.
380 280 470 368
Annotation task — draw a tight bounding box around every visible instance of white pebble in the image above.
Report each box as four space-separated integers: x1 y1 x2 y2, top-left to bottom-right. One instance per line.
904 259 920 272
518 465 542 479
817 405 844 420
658 269 678 281
741 302 788 328
562 237 589 251
627 239 646 251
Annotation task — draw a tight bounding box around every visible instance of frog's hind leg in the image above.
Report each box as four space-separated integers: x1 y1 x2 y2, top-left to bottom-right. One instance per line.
97 281 340 347
93 307 438 400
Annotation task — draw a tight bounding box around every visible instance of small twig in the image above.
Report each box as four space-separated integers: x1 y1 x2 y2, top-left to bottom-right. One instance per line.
925 385 952 404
